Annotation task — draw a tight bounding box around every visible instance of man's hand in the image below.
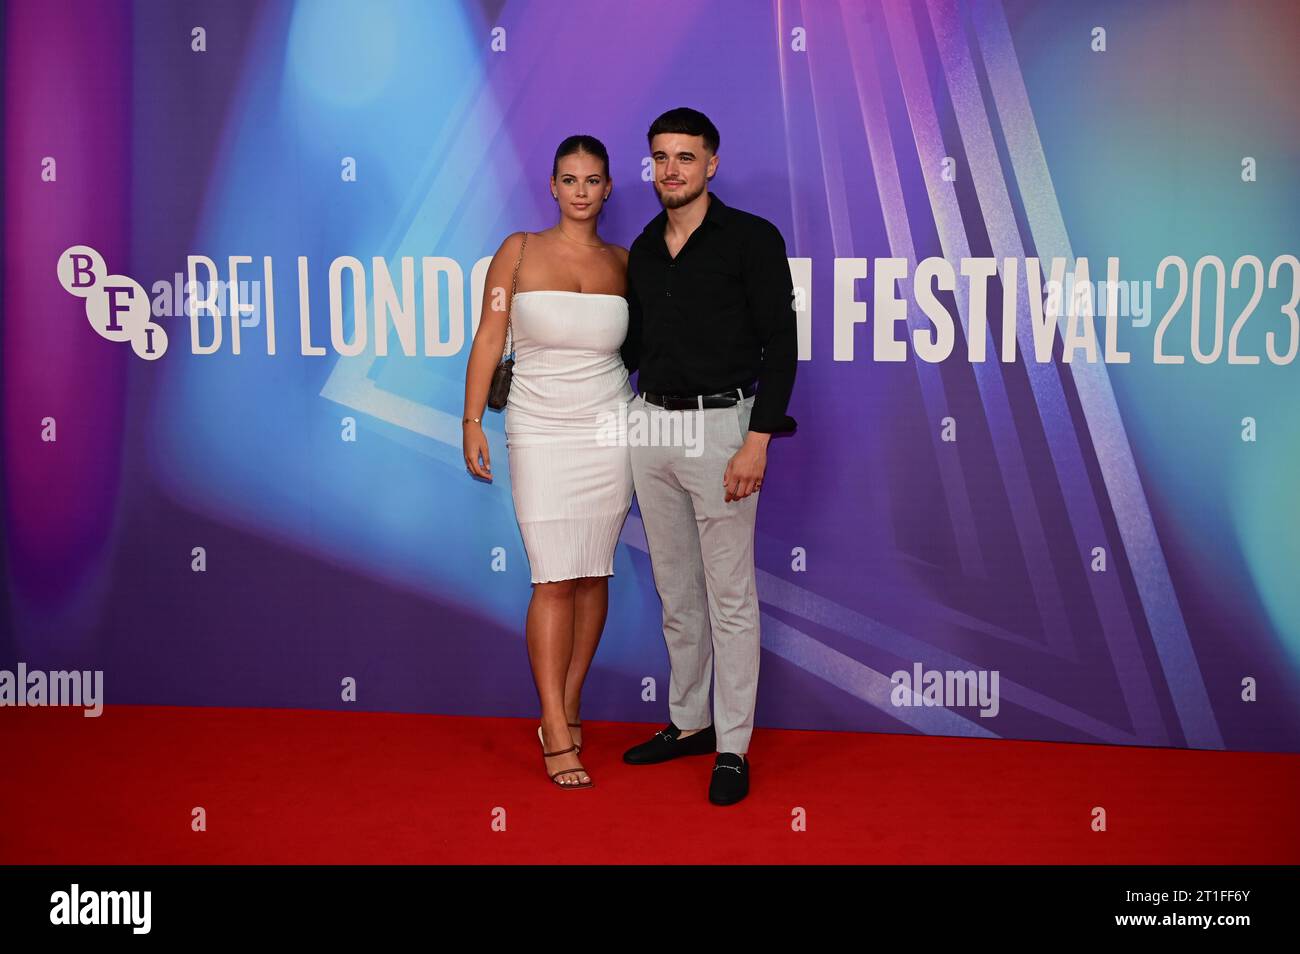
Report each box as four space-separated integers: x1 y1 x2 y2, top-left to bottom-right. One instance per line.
723 431 770 502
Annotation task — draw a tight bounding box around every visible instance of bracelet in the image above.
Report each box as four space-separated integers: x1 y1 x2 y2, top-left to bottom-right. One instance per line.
462 416 481 425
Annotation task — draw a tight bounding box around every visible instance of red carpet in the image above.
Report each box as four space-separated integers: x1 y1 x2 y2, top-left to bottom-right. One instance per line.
1 705 1297 864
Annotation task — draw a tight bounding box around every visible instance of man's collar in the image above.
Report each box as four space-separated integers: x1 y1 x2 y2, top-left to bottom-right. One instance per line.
641 189 729 238
701 190 728 227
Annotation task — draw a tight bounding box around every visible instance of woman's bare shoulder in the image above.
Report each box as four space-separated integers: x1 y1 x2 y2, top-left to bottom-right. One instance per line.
496 230 527 253
492 230 549 267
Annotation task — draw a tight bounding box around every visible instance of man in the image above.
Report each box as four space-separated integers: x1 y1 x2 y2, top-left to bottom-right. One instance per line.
620 107 798 806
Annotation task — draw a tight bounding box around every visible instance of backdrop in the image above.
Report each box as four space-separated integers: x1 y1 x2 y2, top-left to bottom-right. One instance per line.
4 0 1298 752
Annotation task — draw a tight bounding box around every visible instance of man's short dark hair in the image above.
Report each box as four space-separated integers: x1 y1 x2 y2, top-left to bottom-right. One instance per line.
647 107 720 155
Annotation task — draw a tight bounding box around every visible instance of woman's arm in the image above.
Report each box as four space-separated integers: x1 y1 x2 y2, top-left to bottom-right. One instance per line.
462 231 525 479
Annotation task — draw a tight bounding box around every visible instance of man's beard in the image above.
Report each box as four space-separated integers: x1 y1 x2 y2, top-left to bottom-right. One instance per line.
656 178 706 209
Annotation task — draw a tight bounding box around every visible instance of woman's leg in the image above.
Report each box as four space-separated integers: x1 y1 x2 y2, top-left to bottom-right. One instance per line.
565 576 610 742
526 578 588 784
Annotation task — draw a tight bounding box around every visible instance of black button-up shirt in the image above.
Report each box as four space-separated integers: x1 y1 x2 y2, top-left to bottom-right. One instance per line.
621 191 798 435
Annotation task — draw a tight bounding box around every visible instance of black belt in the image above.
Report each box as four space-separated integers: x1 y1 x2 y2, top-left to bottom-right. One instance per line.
640 382 757 410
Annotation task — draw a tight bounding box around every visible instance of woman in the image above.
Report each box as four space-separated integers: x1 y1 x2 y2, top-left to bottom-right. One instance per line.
462 135 634 790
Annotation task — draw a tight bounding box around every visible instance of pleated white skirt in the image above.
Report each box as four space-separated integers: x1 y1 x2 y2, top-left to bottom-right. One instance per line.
507 442 633 583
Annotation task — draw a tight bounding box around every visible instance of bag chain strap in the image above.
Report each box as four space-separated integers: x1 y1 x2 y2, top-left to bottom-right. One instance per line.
505 232 528 359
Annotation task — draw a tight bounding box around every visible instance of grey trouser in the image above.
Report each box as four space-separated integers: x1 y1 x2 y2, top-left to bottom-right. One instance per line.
629 391 761 754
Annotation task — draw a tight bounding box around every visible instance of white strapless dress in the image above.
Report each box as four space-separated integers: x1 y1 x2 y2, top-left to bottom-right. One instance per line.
505 290 635 584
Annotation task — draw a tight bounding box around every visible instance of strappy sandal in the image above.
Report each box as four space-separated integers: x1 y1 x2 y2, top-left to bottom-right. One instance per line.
537 726 592 789
538 721 584 753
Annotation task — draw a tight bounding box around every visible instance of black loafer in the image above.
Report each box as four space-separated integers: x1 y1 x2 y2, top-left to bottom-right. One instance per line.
622 723 716 764
708 753 749 805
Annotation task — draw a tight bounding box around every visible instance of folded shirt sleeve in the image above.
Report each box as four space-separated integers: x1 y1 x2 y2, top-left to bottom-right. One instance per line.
743 220 798 435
